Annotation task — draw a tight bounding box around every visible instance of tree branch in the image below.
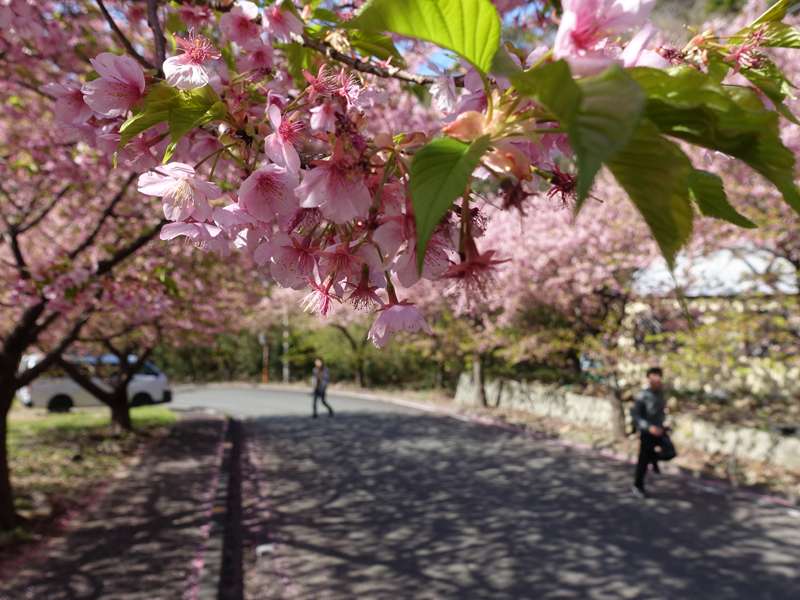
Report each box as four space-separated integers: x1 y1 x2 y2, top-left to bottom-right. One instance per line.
289 33 465 88
95 219 168 277
172 0 464 87
95 0 156 70
146 0 166 77
18 186 72 234
68 173 136 261
56 355 114 403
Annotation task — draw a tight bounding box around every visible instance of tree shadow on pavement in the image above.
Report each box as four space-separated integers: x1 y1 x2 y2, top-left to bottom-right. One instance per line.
246 412 800 600
1 414 225 600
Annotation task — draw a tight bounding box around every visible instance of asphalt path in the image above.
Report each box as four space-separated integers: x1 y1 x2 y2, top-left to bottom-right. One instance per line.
175 387 800 600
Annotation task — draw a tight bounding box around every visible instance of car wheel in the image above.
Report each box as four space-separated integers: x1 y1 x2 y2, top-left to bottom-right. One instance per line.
48 395 73 413
131 392 152 407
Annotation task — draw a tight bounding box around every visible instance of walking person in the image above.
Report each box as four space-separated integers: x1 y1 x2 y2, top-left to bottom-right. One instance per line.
311 358 333 418
631 367 676 498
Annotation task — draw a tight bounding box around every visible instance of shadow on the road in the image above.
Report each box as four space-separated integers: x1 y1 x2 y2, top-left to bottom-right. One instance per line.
246 412 800 600
1 415 225 600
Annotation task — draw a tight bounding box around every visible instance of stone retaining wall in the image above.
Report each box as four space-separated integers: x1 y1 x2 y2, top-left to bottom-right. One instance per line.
455 373 800 470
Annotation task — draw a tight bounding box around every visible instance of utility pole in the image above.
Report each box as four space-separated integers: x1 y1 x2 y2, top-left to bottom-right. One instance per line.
282 310 290 383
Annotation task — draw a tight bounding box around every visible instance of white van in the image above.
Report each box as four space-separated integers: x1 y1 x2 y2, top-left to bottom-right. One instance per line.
16 354 172 412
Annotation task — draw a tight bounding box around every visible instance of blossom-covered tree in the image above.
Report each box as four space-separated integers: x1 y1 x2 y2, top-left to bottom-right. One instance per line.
5 0 800 527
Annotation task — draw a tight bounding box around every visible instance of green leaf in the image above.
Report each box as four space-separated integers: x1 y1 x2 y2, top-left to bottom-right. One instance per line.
706 59 729 83
409 135 491 272
117 84 227 164
571 65 645 203
761 22 800 48
348 0 501 73
281 42 316 87
312 8 340 23
348 30 406 65
512 62 645 203
606 120 694 268
164 101 227 162
750 0 798 26
510 60 581 130
628 66 800 215
687 170 757 229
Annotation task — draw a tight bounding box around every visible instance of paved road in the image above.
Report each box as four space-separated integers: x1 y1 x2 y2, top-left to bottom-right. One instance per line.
176 387 800 600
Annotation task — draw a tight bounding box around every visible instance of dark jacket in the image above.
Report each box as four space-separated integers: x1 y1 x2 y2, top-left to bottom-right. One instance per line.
631 388 665 433
312 365 330 393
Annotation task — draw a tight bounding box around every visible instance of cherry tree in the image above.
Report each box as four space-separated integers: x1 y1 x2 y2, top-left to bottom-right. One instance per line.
4 0 800 529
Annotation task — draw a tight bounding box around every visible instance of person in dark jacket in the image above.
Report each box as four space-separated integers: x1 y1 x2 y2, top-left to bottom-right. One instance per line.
631 367 675 498
311 358 333 418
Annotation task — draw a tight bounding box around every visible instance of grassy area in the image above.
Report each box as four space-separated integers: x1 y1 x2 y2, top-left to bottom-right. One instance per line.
5 405 177 537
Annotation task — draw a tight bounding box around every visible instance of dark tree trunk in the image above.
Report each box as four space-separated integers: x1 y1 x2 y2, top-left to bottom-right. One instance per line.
0 389 19 531
472 355 487 407
182 348 196 382
609 390 628 441
355 337 367 388
435 360 444 391
109 392 133 432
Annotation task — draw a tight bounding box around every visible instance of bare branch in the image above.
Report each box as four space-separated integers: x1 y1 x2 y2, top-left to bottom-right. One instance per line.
146 0 167 77
68 173 136 261
95 0 156 71
290 33 465 88
18 186 72 234
95 218 168 277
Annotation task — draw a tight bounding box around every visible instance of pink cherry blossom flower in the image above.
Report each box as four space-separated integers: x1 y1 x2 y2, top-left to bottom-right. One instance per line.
368 301 431 348
427 62 457 113
442 237 507 304
264 105 303 173
238 164 298 221
553 0 657 75
172 3 214 30
138 163 221 222
160 222 231 256
347 272 384 311
219 1 260 45
394 237 451 287
81 53 145 117
212 203 265 252
302 64 337 104
294 139 371 224
163 34 221 90
619 21 670 68
336 70 366 112
309 102 337 132
300 278 340 316
41 83 93 126
238 42 274 74
262 0 304 43
318 243 367 284
270 234 319 289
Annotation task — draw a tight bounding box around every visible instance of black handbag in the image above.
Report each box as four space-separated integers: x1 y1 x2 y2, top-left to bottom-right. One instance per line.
655 434 677 462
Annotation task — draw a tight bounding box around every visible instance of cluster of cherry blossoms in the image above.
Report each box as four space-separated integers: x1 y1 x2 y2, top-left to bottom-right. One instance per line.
44 0 800 348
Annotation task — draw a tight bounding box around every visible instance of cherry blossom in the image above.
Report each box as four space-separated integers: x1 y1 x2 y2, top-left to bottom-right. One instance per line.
294 141 371 224
368 302 432 348
263 0 304 43
264 105 303 173
553 0 657 74
163 34 221 90
218 0 260 45
81 53 145 117
41 83 93 126
160 222 231 256
138 163 220 222
238 164 298 221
